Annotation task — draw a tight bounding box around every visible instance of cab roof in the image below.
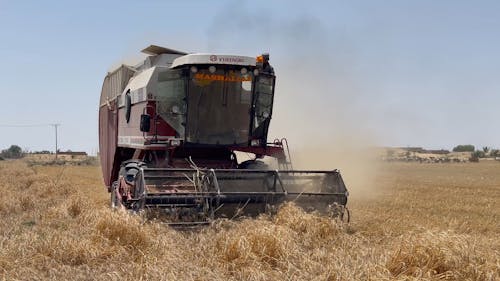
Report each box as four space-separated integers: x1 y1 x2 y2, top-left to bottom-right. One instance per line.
141 45 187 56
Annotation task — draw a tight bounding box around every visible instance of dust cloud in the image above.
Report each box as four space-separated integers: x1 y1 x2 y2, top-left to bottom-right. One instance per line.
291 142 381 199
207 6 384 198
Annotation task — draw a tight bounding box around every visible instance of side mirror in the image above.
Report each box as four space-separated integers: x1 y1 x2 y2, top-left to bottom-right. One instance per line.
140 114 151 132
125 90 132 123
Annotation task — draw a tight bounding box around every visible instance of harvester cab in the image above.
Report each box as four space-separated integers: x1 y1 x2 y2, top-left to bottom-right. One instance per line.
99 45 349 224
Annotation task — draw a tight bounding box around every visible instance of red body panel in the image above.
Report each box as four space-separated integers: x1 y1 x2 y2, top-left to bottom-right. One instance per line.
117 101 177 149
98 104 119 187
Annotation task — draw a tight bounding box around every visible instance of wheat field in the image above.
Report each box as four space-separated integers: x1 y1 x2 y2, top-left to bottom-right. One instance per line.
0 160 498 280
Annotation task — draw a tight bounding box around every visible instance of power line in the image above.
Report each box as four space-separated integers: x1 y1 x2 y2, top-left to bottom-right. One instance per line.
0 124 54 127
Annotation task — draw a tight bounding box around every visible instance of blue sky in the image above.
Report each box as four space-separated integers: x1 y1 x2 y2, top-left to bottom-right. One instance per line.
0 0 499 154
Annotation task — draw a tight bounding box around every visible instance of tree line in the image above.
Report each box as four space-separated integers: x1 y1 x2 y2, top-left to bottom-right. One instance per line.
0 145 24 160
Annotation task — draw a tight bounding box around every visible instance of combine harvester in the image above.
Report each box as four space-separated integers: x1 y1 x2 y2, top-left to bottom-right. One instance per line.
99 45 349 225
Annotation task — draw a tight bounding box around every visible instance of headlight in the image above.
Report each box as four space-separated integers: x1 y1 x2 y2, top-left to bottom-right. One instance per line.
250 139 261 146
169 139 182 146
171 105 180 114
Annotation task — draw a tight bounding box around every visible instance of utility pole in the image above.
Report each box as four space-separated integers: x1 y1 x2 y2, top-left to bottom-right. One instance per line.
0 123 61 157
51 124 60 159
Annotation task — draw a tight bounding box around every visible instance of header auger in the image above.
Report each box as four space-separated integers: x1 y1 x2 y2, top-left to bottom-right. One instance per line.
99 45 349 225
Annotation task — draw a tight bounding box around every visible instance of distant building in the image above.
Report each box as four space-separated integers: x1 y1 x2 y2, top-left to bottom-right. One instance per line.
425 149 450 155
399 147 425 153
58 151 88 156
397 147 450 154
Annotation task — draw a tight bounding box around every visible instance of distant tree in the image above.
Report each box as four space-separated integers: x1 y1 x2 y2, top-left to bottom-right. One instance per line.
0 145 24 159
491 149 499 157
473 150 485 158
452 145 475 152
469 151 479 162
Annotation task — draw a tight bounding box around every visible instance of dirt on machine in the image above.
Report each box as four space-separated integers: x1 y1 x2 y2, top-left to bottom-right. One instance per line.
98 45 349 225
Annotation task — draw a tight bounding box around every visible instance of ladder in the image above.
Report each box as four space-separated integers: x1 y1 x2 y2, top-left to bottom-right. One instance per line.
275 138 294 170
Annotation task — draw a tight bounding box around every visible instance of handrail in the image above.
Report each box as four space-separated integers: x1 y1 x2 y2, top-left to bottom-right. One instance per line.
281 138 294 170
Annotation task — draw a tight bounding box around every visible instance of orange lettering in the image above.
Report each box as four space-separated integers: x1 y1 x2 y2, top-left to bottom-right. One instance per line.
194 73 253 82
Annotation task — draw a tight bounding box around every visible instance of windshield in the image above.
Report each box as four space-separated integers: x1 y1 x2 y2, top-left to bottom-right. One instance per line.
156 69 186 136
186 67 253 145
